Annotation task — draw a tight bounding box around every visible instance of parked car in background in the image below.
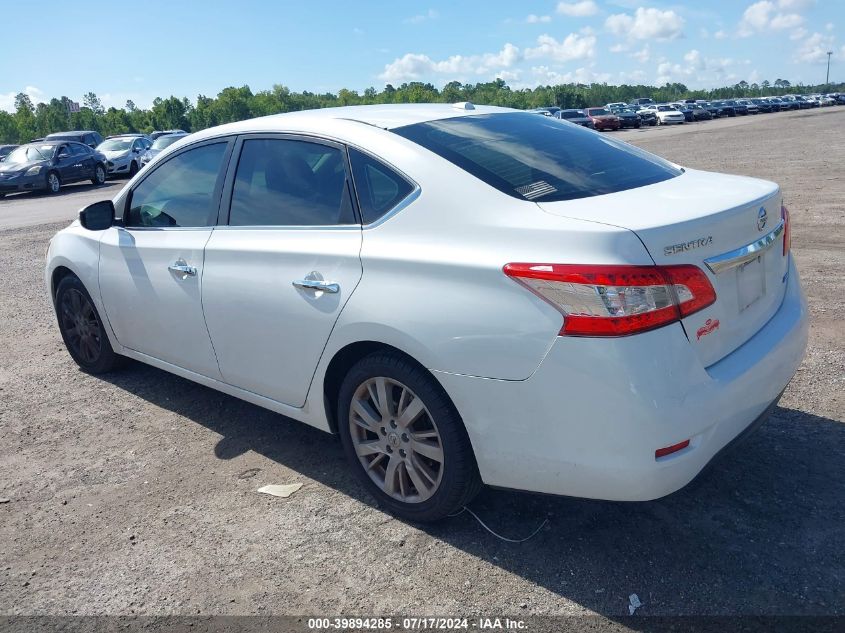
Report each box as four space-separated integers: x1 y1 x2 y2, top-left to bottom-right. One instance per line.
46 104 807 522
96 135 151 178
605 102 628 110
688 103 712 121
634 107 658 126
710 101 736 117
765 97 787 111
648 105 686 125
45 130 104 148
0 145 18 161
528 108 553 116
669 103 695 122
749 98 773 113
736 99 759 114
149 129 188 140
556 109 595 128
609 107 641 128
781 96 806 110
0 140 105 196
584 107 621 131
697 101 722 118
724 100 748 115
631 97 656 107
140 132 189 167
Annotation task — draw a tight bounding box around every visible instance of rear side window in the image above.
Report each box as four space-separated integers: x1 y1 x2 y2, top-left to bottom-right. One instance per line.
348 148 414 224
229 138 355 226
127 142 227 228
394 113 681 203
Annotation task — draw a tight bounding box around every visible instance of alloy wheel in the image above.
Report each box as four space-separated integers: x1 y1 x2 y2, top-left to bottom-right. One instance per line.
349 377 444 503
60 288 102 364
96 166 105 184
48 173 60 193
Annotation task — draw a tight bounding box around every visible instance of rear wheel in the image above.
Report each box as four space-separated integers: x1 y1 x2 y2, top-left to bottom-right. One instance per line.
92 164 106 186
338 352 481 522
55 275 122 374
129 161 138 177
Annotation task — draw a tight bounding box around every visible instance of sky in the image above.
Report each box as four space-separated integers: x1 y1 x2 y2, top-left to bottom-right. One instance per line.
1 0 842 112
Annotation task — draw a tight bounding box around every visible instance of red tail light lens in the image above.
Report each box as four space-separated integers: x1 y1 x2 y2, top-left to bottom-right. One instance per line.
503 263 716 337
782 204 791 256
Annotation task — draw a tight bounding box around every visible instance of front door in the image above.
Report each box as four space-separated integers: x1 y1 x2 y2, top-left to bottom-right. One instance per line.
202 136 363 407
98 138 232 379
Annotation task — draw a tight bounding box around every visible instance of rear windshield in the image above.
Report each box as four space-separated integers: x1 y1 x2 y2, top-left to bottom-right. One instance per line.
393 113 681 203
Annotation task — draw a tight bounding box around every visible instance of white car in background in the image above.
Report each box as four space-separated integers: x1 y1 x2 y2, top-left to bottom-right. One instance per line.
96 135 151 178
45 104 808 521
647 104 687 125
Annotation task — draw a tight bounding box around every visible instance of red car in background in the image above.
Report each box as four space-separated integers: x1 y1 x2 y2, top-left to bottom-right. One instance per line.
584 107 621 131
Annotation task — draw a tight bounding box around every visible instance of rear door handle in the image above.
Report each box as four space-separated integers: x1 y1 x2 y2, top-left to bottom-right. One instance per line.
292 279 340 294
168 261 197 279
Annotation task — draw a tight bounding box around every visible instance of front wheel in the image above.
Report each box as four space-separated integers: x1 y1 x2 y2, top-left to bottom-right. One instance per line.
46 171 61 194
128 161 138 177
92 164 106 186
338 352 481 522
55 275 122 374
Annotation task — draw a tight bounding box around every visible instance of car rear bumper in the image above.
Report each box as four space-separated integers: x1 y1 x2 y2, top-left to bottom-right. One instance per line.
435 256 808 501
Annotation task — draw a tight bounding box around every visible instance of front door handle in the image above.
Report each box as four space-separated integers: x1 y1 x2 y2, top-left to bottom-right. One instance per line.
168 261 197 279
292 279 340 294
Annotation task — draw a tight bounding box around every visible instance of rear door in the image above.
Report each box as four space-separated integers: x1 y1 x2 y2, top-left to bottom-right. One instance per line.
201 135 363 407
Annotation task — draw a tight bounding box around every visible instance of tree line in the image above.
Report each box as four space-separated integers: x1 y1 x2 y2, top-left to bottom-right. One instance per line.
2 78 843 144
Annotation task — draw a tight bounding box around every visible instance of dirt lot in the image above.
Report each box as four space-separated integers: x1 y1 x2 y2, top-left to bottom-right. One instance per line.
0 108 843 620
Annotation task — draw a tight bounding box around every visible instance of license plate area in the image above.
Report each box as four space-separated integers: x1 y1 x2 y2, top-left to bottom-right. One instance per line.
736 255 766 312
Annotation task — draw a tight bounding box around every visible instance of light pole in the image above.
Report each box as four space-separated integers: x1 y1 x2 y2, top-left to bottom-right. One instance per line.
826 51 833 88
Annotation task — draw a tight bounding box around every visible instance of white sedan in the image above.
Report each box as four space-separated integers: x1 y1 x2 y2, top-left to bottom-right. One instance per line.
46 104 808 521
648 104 687 125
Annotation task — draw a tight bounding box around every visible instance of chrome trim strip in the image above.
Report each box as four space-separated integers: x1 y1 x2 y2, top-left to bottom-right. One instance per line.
704 221 784 274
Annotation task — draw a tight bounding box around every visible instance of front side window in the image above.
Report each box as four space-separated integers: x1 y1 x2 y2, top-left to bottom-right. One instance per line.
349 148 414 224
127 142 227 228
229 138 355 226
393 113 681 203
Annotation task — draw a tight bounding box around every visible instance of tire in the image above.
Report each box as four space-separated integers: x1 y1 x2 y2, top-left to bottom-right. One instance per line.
46 171 61 194
55 275 122 374
128 161 138 178
91 164 106 186
338 351 482 522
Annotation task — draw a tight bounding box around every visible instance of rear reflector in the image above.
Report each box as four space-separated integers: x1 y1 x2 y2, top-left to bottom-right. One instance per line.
503 263 716 337
655 439 690 459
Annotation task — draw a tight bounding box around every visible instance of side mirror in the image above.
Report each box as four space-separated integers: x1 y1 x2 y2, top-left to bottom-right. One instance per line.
57 152 70 160
79 200 115 231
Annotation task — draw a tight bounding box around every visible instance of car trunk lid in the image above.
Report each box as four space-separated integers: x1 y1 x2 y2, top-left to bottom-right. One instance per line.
537 168 789 367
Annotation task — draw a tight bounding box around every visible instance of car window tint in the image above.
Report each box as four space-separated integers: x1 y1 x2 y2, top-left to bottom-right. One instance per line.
394 113 681 203
127 142 227 228
69 144 86 156
229 138 355 226
348 148 414 224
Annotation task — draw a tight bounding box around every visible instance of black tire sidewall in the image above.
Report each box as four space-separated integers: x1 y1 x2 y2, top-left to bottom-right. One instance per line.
337 352 481 522
47 171 60 194
55 275 119 374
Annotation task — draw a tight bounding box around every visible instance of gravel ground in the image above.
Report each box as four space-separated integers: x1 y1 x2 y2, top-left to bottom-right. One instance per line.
0 108 843 619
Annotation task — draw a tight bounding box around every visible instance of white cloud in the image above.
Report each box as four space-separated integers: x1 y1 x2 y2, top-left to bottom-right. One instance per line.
655 51 740 85
777 0 815 9
525 32 597 62
556 1 599 17
790 27 808 40
379 43 522 83
605 7 685 41
825 22 834 32
526 14 552 24
633 45 651 63
530 65 609 85
795 32 835 63
404 9 438 24
609 43 627 53
0 86 45 112
714 30 728 39
737 1 804 37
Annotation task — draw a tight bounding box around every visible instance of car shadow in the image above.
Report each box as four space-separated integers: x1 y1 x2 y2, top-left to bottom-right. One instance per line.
97 362 844 617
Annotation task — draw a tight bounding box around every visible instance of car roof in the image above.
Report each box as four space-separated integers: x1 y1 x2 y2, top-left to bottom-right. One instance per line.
45 130 98 136
188 104 519 142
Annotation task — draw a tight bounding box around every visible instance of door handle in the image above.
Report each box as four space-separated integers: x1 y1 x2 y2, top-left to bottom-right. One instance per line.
292 279 340 294
168 261 197 279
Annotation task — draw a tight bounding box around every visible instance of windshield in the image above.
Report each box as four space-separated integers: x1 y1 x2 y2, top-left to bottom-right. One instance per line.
587 108 610 116
560 111 584 119
151 135 185 150
98 139 134 152
4 145 54 164
393 113 681 203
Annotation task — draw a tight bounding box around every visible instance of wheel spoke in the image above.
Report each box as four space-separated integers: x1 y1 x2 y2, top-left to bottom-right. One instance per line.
404 459 431 497
383 456 400 496
69 290 82 313
366 452 387 472
351 399 381 431
355 440 384 457
411 439 444 463
370 376 391 419
396 396 424 429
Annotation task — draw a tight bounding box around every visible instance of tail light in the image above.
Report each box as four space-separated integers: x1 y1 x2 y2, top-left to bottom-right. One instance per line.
782 204 791 256
503 263 716 337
